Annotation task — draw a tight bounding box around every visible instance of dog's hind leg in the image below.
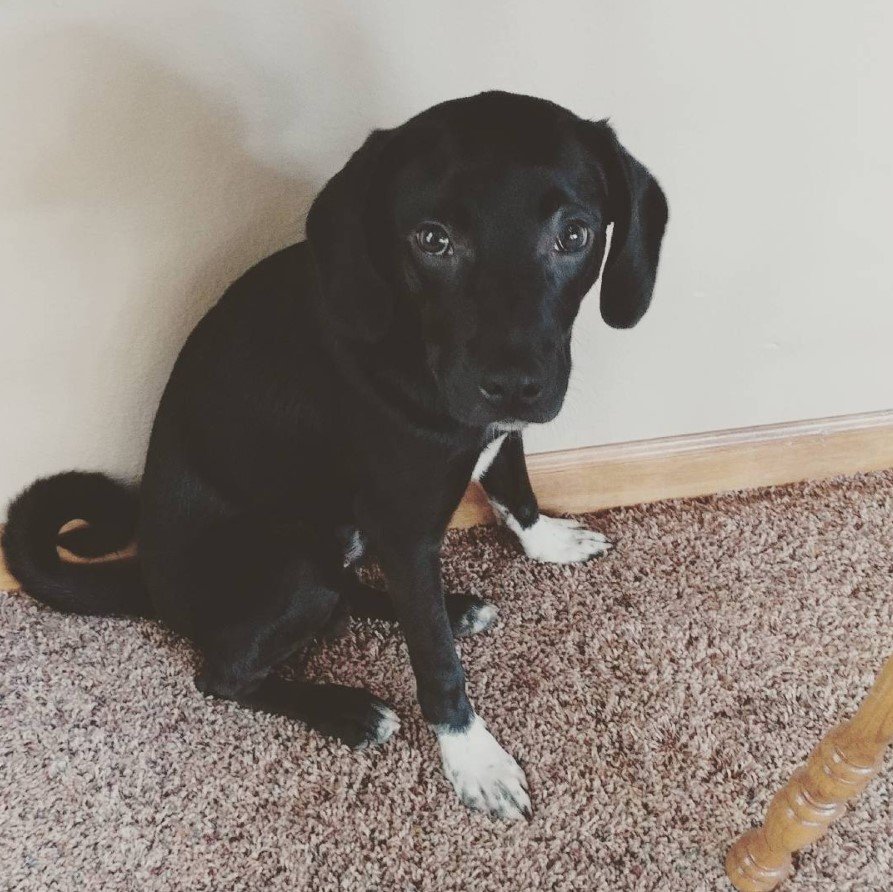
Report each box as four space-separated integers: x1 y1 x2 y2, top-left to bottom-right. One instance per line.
186 520 399 748
197 671 399 749
341 574 498 638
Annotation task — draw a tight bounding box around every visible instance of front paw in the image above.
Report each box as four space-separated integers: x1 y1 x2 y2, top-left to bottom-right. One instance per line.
514 515 611 564
437 715 531 821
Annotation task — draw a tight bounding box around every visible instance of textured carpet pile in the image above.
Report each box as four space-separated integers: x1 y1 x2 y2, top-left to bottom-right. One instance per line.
1 471 892 891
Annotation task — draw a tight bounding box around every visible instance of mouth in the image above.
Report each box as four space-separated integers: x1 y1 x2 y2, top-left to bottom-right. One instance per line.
490 419 529 433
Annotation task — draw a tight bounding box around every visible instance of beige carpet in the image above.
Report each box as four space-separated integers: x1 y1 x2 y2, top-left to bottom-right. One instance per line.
1 471 892 891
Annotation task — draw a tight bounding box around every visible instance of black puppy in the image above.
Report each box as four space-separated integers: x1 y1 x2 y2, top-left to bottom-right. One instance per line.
3 91 667 821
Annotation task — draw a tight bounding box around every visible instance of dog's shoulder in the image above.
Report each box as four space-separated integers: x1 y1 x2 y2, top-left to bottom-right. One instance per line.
214 241 315 322
161 241 330 421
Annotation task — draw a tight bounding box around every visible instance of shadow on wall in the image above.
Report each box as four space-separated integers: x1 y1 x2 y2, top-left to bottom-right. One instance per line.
0 25 371 488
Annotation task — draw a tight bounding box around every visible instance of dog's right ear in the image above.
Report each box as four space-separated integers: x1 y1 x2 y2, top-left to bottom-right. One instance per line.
306 129 395 342
578 121 668 329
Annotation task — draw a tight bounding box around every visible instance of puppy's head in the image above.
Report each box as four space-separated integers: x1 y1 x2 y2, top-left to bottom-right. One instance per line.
308 91 668 428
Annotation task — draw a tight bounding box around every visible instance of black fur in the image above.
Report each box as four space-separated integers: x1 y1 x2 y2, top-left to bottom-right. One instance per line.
4 92 667 757
2 471 148 616
479 432 540 529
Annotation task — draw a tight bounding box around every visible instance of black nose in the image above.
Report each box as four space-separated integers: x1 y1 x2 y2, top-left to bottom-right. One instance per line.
479 372 544 406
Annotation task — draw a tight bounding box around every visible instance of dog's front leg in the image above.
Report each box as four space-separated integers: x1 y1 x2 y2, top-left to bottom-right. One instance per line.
480 431 611 563
364 507 530 821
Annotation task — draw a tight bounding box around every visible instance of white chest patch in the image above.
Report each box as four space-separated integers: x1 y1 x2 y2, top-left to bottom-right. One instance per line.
505 513 612 564
436 714 530 821
471 433 507 482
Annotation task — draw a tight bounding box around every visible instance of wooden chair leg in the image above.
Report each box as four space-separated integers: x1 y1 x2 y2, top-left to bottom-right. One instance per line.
726 654 893 891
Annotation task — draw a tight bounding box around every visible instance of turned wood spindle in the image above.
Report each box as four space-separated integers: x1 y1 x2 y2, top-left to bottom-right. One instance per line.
726 654 893 891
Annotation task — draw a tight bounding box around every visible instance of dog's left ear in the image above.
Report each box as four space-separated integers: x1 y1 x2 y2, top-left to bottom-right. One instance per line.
580 122 669 329
306 129 395 342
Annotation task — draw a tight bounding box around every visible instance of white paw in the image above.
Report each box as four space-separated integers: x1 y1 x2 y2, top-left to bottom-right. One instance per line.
510 515 612 564
452 600 499 638
360 703 401 748
436 715 531 821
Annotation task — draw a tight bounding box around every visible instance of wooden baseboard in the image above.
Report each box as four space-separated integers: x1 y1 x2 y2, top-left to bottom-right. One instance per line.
450 410 893 528
2 411 891 589
0 551 16 591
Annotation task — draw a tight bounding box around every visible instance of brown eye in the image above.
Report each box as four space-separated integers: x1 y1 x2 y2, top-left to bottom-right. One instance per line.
416 224 452 256
554 221 591 253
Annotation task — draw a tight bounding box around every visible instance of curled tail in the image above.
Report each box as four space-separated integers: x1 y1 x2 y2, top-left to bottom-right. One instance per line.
1 471 151 617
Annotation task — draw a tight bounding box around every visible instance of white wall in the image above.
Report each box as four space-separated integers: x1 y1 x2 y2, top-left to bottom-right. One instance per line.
2 0 891 507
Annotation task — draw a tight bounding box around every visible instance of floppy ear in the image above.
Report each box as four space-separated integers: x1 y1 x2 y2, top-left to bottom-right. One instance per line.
583 122 668 329
306 129 395 342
